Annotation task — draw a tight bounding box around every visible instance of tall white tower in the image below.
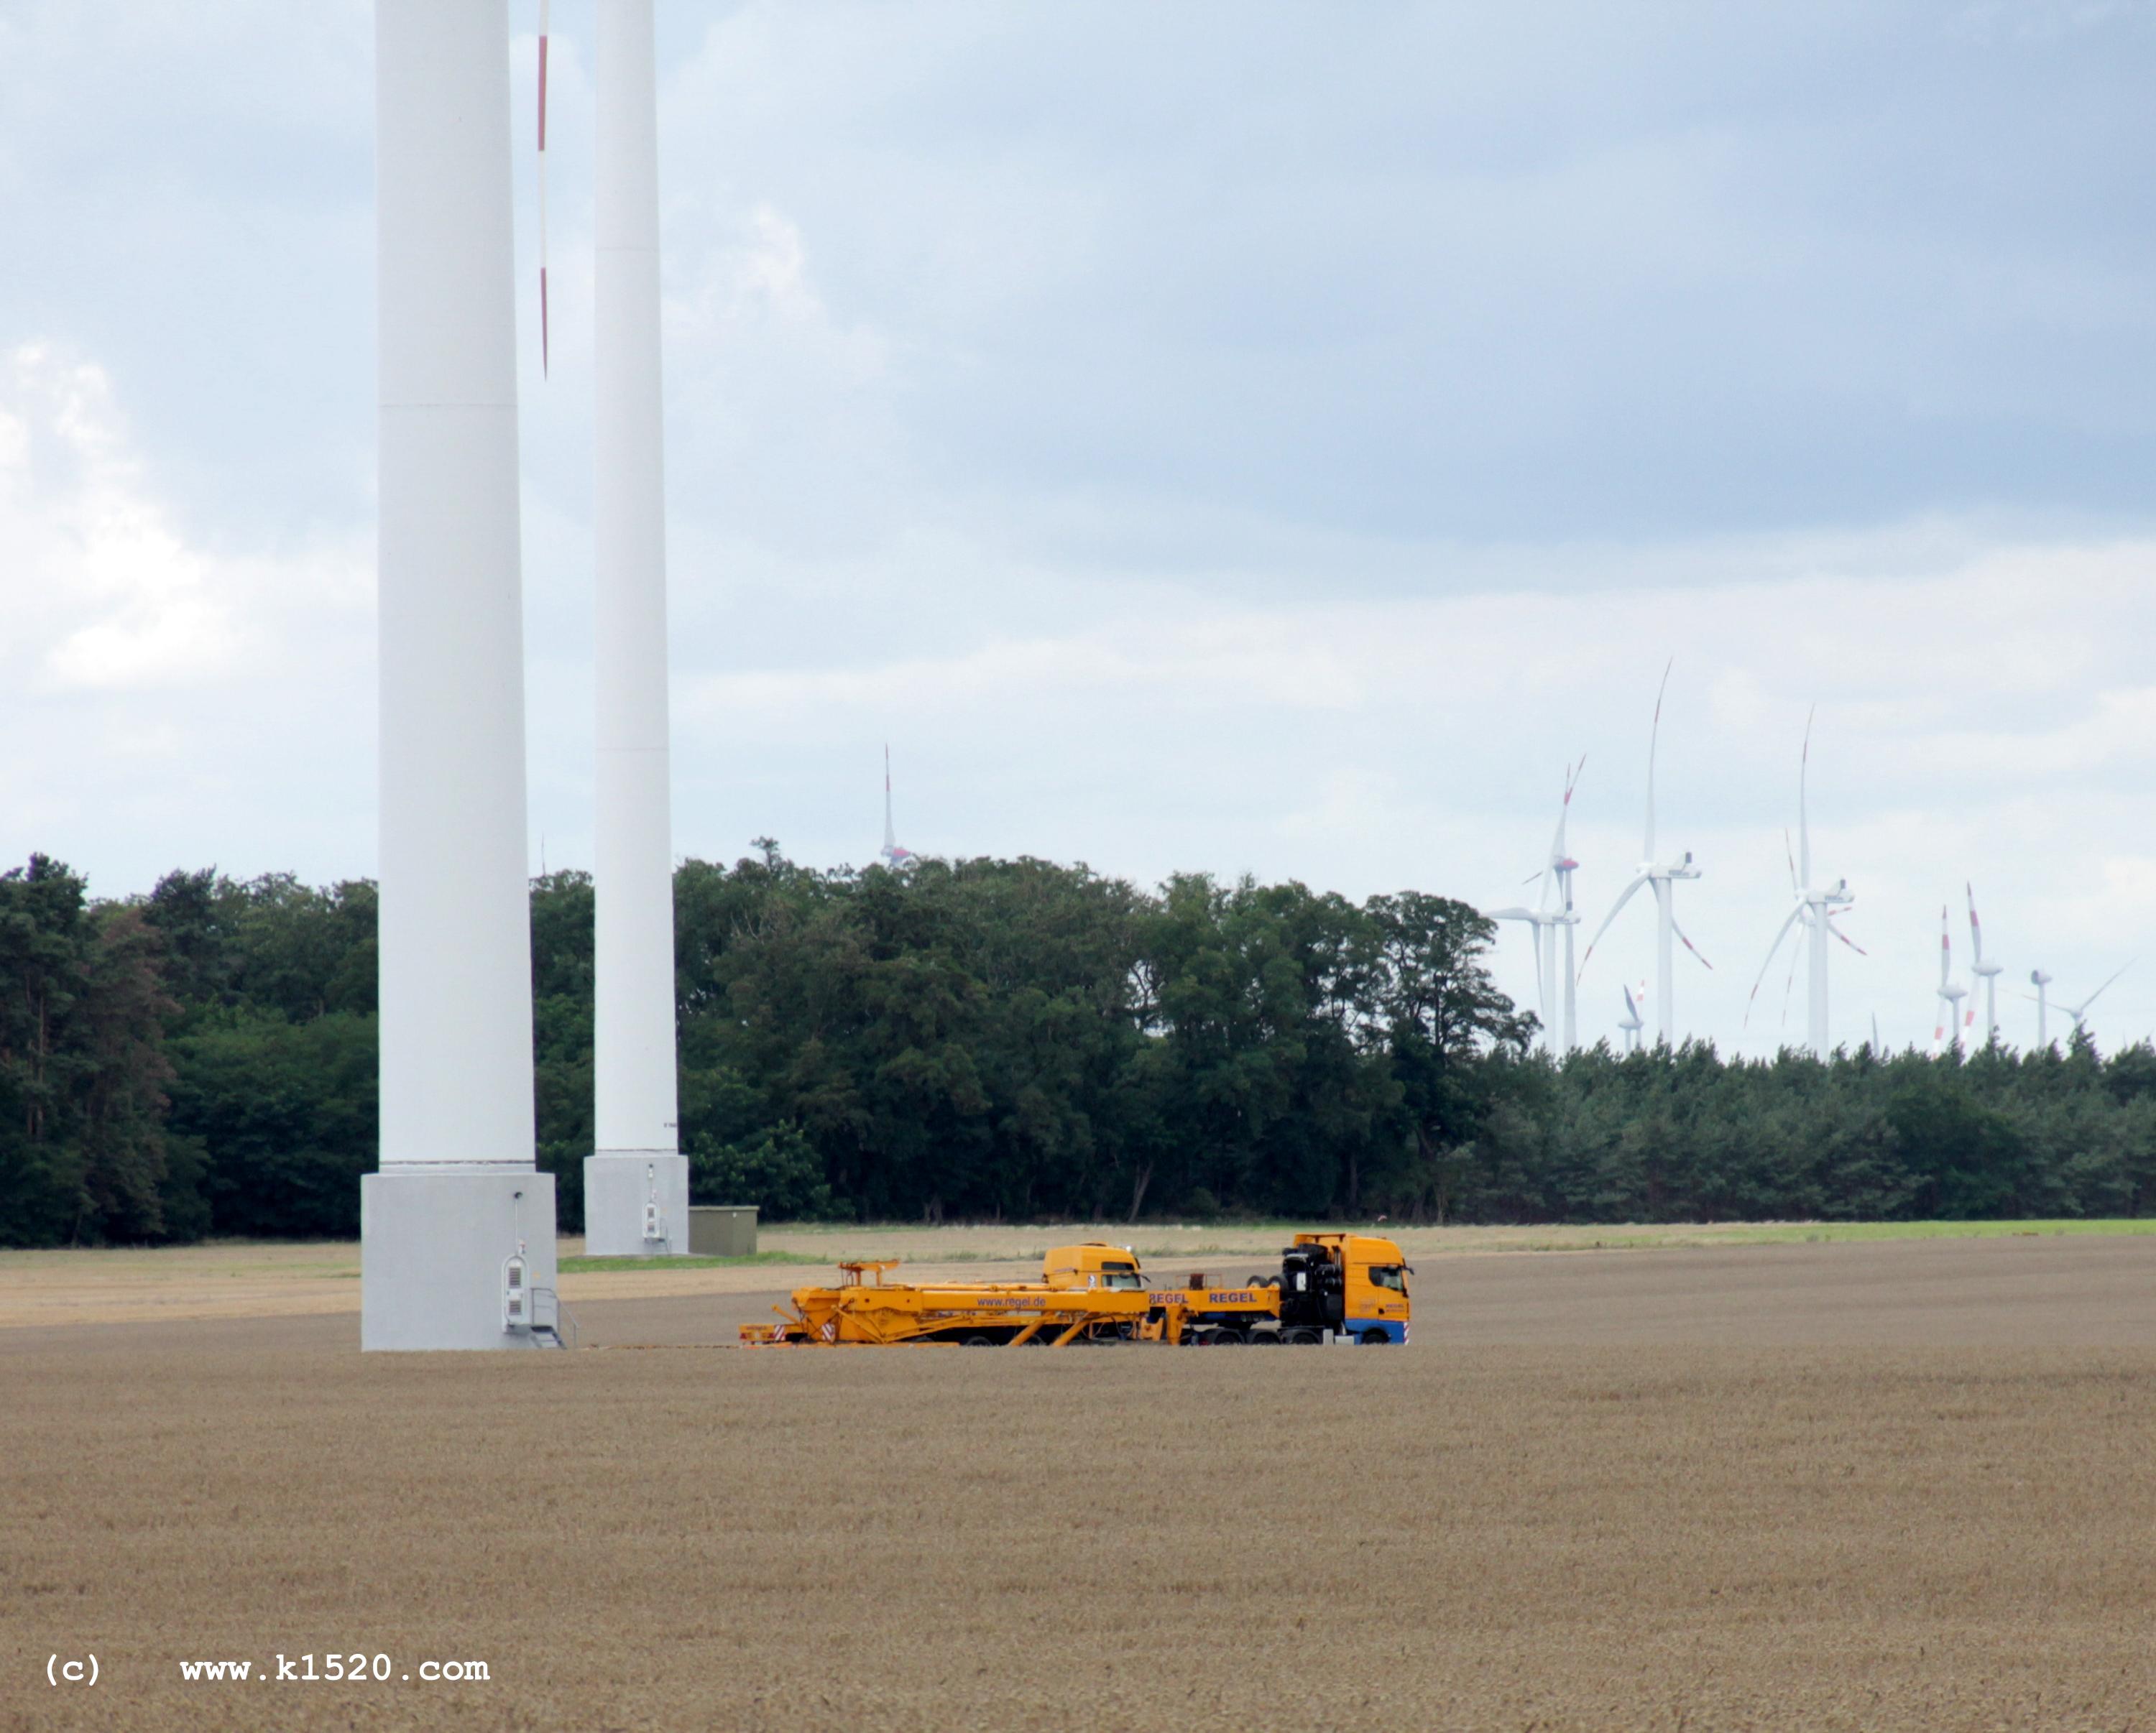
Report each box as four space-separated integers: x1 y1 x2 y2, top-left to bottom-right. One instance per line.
584 0 688 1255
362 0 558 1349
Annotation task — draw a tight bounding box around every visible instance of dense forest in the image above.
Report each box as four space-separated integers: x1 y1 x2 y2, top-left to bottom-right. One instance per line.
3 846 2154 1247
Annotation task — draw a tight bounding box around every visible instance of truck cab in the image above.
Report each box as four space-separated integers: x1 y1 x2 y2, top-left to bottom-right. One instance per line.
1041 1242 1148 1292
1279 1232 1411 1344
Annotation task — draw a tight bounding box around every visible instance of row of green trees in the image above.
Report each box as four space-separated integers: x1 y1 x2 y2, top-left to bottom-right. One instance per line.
3 847 2154 1246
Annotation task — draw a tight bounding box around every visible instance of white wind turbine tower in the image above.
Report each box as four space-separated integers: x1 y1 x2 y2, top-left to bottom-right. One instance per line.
363 0 557 1349
1965 884 2003 1043
1743 711 1861 1058
585 0 689 1257
1931 906 1968 1049
2030 968 2054 1048
1485 759 1583 1054
1581 665 1709 1045
1484 902 1560 1052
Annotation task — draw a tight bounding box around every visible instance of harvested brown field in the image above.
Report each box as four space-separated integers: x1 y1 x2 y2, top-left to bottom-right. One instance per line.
4 1236 2155 1730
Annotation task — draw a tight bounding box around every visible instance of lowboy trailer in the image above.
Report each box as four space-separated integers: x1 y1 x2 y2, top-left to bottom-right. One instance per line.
739 1233 1411 1346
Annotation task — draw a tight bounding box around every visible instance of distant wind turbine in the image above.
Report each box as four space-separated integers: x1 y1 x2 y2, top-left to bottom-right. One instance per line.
1580 662 1709 1045
2055 965 2129 1038
1966 884 2003 1043
1743 709 1861 1057
1932 906 1968 1048
1486 759 1584 1054
1618 982 1645 1054
2030 969 2053 1048
879 746 914 867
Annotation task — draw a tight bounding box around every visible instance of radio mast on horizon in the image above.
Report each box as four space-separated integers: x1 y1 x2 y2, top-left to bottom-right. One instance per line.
880 746 915 867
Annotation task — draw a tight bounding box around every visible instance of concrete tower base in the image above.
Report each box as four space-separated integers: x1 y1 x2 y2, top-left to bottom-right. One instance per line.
361 1168 559 1350
581 1152 689 1257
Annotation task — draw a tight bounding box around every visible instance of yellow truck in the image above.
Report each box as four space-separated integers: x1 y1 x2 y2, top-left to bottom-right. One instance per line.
740 1233 1411 1347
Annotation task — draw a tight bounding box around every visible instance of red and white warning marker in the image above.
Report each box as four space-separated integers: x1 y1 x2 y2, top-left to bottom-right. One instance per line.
537 0 550 376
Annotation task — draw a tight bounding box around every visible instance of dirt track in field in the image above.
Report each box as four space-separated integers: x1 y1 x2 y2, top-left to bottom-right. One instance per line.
4 1237 2155 1730
14 1221 2145 1330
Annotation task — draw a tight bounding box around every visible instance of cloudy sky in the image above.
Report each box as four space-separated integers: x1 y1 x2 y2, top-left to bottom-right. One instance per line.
5 0 2156 1056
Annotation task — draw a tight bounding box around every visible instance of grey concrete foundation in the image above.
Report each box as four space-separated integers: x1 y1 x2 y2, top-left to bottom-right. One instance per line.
361 1167 558 1350
581 1152 690 1257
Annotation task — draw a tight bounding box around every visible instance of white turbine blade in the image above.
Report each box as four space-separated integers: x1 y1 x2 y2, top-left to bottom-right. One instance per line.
1543 768 1570 877
1783 828 1799 897
1824 917 1867 957
1778 918 1803 1030
1485 905 1540 922
1966 881 1984 969
537 0 550 377
1669 910 1713 970
1799 704 1814 890
2079 962 2131 1016
1578 872 1651 979
1644 660 1672 860
1743 903 1805 1029
1936 904 1952 991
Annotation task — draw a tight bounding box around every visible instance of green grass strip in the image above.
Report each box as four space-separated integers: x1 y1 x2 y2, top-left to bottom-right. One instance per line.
557 1251 828 1274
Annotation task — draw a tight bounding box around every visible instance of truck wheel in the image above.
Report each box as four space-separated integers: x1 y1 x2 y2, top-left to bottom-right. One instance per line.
1208 1327 1245 1346
1282 1328 1320 1345
1247 1331 1281 1346
962 1335 996 1347
1360 1328 1392 1346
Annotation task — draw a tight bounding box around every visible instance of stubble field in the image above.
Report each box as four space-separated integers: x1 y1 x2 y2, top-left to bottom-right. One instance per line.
4 1234 2154 1731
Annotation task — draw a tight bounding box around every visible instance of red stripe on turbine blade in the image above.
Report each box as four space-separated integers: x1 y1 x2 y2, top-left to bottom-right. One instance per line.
538 36 549 150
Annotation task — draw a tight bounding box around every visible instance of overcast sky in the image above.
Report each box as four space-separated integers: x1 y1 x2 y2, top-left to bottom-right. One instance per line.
6 0 2156 1057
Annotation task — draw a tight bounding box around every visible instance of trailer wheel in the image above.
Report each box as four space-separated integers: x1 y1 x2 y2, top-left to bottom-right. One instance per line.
962 1335 997 1347
1247 1330 1281 1346
1208 1327 1246 1346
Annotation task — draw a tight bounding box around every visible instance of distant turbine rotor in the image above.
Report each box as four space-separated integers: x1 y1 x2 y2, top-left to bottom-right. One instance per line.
1932 904 1968 1048
1744 708 1857 1058
2055 963 2130 1038
1487 757 1585 1055
1966 882 2004 1042
1579 661 1706 1048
